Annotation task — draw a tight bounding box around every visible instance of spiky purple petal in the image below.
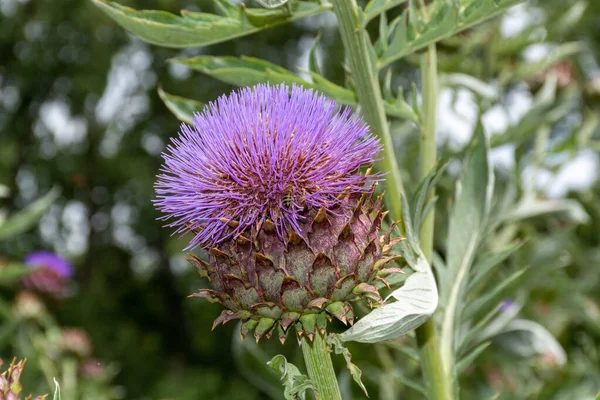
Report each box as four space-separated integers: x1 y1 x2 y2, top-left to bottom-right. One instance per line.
155 84 381 249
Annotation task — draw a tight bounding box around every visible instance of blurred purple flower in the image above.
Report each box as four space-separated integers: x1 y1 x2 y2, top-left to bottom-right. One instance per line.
22 251 74 298
500 298 515 312
155 84 381 250
24 251 74 278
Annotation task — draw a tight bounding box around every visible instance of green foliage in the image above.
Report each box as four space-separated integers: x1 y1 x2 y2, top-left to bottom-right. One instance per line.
339 168 440 344
0 188 60 240
267 355 314 400
326 334 368 396
91 0 330 48
376 0 526 69
3 0 600 398
53 379 61 400
157 87 204 125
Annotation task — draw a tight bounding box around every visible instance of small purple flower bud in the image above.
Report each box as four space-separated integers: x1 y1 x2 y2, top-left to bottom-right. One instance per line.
22 251 74 298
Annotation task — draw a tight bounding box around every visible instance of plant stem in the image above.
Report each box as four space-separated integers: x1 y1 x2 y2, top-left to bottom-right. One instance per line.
330 0 404 222
301 334 342 400
415 44 454 400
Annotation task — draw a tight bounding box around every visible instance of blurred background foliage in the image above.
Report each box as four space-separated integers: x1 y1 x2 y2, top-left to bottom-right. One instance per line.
0 0 599 399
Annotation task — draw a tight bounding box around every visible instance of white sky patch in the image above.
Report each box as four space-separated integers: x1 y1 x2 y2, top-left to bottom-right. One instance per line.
436 87 477 151
39 100 88 148
96 42 154 157
501 3 543 37
506 85 533 124
60 201 90 256
522 43 553 63
296 34 323 81
546 150 600 198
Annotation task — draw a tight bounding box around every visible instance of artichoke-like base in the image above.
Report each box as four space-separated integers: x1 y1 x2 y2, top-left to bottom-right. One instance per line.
188 189 402 343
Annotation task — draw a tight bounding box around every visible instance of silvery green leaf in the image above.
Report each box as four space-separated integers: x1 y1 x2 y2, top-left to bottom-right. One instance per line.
440 127 494 371
378 0 525 69
0 187 60 240
267 355 315 400
473 300 521 345
467 242 523 293
53 378 61 400
364 0 408 23
91 0 328 48
493 319 567 365
340 252 438 343
456 341 491 375
462 267 527 321
157 87 204 125
441 73 499 100
256 0 290 9
499 198 589 224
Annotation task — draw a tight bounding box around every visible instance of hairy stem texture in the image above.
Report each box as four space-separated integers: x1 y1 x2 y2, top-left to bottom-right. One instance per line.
301 334 342 400
330 0 404 222
416 44 454 400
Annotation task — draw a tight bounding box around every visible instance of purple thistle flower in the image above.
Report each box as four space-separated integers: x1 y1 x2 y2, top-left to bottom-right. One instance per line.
155 84 381 250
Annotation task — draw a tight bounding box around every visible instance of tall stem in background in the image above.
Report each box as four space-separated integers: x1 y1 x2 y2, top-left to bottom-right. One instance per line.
301 334 342 400
415 43 454 400
332 0 453 397
330 0 404 221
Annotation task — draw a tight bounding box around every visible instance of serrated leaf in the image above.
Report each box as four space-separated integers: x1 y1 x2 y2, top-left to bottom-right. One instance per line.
0 187 60 240
379 0 525 69
327 334 368 397
493 319 567 365
172 55 413 122
440 127 494 372
91 0 329 48
267 355 315 400
157 87 204 124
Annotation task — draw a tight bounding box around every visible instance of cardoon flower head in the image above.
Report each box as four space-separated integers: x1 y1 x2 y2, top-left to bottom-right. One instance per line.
155 84 381 250
155 84 401 343
23 251 74 298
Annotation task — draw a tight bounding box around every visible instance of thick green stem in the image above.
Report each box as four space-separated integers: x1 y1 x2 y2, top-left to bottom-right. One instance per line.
415 44 454 400
331 0 404 221
301 334 342 400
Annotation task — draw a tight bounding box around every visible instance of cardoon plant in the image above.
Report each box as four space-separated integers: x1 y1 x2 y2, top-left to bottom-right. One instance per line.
94 0 582 398
155 84 401 398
